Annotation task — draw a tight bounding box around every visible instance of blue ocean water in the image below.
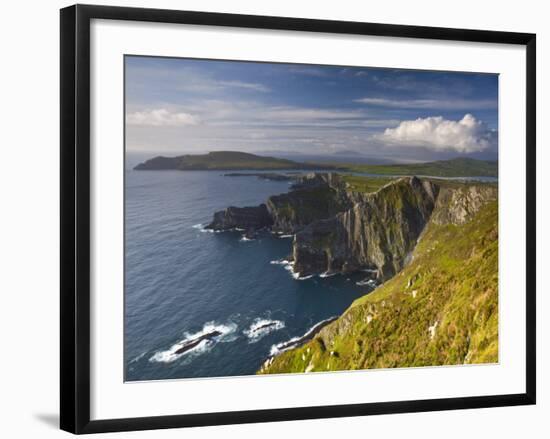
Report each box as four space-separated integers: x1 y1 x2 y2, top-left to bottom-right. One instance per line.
125 170 372 381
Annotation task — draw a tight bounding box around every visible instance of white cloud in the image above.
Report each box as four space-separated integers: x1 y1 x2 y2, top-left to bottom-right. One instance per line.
354 97 497 110
216 80 270 92
264 106 363 122
379 114 496 153
126 109 199 127
288 67 329 77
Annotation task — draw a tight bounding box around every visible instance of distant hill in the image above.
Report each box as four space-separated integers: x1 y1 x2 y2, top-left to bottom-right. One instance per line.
332 149 364 156
349 158 498 178
134 151 336 171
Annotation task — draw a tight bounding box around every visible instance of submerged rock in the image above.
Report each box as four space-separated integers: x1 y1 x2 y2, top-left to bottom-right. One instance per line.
174 330 222 355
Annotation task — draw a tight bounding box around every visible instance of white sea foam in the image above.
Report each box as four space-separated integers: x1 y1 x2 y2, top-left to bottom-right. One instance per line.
149 321 237 363
270 316 337 355
278 234 293 239
319 271 337 278
362 268 378 274
270 258 311 280
192 223 222 233
284 262 295 271
129 351 147 364
244 318 285 342
240 236 254 242
356 278 378 287
270 336 301 356
270 259 290 265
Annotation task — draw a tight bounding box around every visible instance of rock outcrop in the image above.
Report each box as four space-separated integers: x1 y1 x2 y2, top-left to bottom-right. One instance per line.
207 173 497 283
205 204 273 232
431 185 498 225
266 173 352 234
292 177 438 280
259 199 499 374
207 173 352 235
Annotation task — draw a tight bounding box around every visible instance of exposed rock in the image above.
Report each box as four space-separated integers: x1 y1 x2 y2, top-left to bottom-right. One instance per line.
266 174 351 234
290 172 334 191
293 177 438 280
431 185 498 225
270 316 338 355
206 173 497 285
174 330 222 355
205 204 273 232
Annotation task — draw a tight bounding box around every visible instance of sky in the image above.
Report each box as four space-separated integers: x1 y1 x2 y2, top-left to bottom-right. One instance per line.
125 56 498 163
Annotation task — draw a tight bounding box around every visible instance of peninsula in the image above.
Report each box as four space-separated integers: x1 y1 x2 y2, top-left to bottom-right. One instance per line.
133 151 337 171
134 151 497 178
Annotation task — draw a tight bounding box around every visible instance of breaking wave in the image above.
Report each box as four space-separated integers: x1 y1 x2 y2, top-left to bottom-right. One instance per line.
243 318 285 342
149 321 237 363
270 316 338 356
270 259 290 265
192 223 220 233
356 278 378 287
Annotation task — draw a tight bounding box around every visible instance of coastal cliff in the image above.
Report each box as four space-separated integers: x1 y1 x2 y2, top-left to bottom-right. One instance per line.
205 204 273 232
207 173 352 235
204 172 498 372
259 181 498 373
292 177 438 280
267 174 352 234
206 174 496 280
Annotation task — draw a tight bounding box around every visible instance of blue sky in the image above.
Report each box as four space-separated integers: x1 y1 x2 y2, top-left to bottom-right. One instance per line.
125 56 498 163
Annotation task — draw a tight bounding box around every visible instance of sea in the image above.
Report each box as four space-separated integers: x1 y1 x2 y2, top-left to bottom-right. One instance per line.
125 169 376 381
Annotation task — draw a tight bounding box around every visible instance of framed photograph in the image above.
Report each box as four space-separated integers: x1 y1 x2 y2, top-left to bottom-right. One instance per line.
60 4 536 434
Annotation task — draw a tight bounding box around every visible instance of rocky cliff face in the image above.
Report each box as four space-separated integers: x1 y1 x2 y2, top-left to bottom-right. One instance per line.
431 185 498 225
259 199 499 374
292 177 439 280
266 178 351 234
205 204 273 232
206 173 497 283
207 173 352 235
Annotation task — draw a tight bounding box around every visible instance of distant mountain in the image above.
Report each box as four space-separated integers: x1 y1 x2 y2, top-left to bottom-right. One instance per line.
349 158 498 178
134 151 337 171
331 149 364 156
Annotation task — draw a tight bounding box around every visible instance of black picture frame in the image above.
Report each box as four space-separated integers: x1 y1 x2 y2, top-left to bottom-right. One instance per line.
60 4 536 434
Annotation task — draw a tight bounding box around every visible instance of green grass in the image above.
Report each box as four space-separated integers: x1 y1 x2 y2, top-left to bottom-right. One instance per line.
344 158 498 178
259 200 498 374
135 151 337 171
341 175 395 193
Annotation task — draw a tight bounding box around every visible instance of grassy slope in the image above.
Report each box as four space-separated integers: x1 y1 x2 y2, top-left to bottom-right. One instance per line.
259 200 498 374
176 151 298 170
136 151 336 171
345 158 498 178
341 175 395 193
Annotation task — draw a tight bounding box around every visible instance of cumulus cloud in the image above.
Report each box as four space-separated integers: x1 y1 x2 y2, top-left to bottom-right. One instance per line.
126 109 199 127
379 114 496 153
